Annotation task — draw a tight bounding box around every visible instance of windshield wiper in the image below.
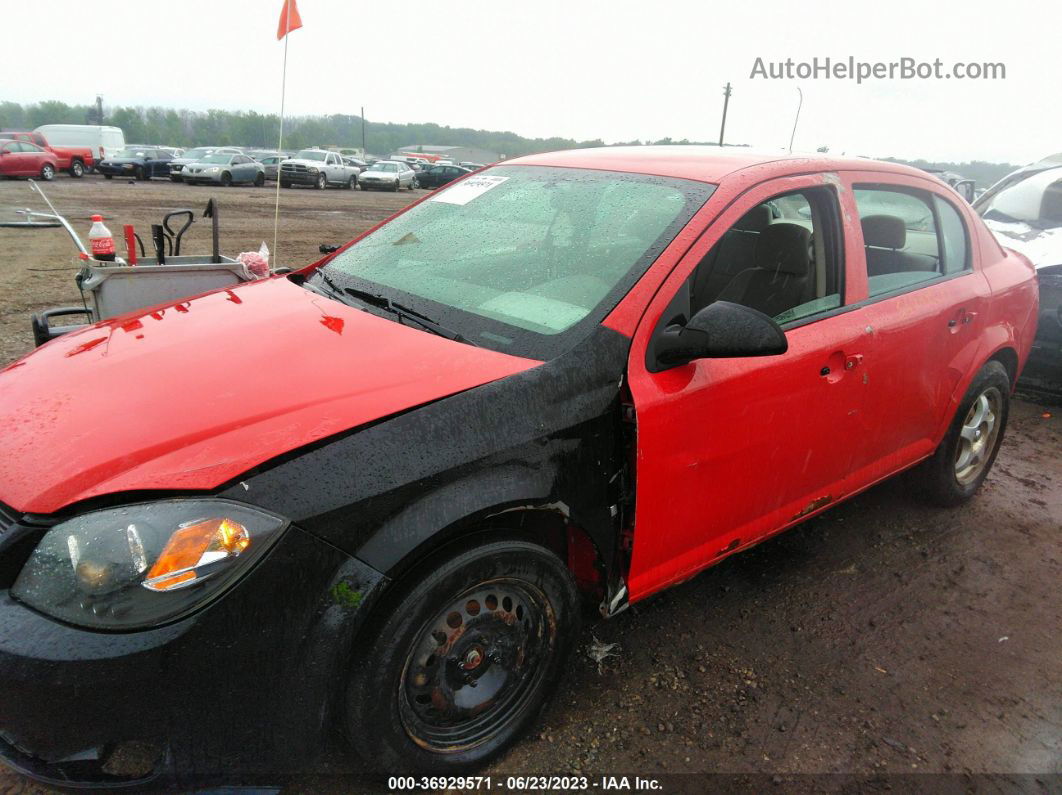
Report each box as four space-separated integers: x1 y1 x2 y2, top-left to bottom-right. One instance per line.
342 286 478 346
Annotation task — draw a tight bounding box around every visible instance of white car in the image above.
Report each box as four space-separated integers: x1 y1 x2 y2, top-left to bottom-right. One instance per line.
358 160 417 192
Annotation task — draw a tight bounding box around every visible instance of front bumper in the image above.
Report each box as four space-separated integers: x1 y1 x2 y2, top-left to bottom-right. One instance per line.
280 170 322 185
0 520 387 788
97 163 139 177
359 178 398 190
181 171 224 185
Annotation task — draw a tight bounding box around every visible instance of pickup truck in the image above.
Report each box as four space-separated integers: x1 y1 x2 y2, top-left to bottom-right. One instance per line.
0 131 94 177
279 148 360 189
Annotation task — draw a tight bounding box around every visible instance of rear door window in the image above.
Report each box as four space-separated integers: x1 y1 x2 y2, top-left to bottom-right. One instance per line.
854 186 944 297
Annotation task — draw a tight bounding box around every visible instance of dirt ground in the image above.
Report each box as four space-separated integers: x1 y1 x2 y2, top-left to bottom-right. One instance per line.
0 176 1059 793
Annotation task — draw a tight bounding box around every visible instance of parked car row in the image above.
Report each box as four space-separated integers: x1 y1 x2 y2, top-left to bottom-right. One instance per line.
0 133 478 194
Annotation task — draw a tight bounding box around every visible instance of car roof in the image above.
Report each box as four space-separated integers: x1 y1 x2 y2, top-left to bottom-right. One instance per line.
505 145 928 184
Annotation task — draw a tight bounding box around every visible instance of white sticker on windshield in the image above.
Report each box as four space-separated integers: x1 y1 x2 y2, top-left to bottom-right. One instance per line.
430 175 509 206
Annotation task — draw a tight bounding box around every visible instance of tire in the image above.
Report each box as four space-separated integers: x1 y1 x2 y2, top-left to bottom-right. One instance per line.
348 175 357 190
254 172 265 187
316 173 327 190
220 171 232 187
280 180 291 189
390 180 399 192
40 164 55 181
69 160 84 178
918 360 1010 506
170 176 182 182
346 538 580 775
104 173 113 180
135 166 145 181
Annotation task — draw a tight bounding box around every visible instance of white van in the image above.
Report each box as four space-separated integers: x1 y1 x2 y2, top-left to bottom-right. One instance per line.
33 125 126 162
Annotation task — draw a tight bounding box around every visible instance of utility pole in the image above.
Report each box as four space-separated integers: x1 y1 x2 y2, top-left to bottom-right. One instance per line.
718 82 732 147
788 87 803 153
361 106 366 155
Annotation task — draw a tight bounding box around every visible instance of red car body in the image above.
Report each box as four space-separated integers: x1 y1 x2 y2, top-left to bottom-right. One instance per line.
1 131 94 174
0 147 1040 784
0 149 1038 602
0 139 59 179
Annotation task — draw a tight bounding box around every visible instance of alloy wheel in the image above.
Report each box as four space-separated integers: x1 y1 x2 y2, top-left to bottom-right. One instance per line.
954 387 1002 485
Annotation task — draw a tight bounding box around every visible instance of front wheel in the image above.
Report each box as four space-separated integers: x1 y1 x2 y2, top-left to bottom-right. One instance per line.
135 166 145 181
918 360 1010 506
348 175 357 190
220 171 232 187
103 173 113 180
69 160 85 178
316 173 327 190
40 164 55 181
254 172 265 187
346 538 580 774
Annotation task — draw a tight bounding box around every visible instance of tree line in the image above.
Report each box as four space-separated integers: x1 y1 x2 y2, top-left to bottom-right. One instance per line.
0 100 1020 185
0 99 609 158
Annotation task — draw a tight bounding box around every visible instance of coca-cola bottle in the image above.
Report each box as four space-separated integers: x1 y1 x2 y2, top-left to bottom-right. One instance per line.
88 215 115 262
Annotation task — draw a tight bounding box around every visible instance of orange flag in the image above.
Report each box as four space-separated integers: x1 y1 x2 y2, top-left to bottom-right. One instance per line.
277 0 303 40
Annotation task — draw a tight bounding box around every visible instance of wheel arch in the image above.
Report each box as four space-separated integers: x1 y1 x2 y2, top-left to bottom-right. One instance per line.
357 465 608 601
987 345 1019 388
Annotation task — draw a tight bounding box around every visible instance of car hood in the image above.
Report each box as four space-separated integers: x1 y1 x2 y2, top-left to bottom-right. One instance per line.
283 159 329 167
0 277 538 514
361 170 398 178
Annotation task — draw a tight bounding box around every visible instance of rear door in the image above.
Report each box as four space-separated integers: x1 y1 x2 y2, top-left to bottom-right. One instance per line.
626 174 873 600
837 172 991 484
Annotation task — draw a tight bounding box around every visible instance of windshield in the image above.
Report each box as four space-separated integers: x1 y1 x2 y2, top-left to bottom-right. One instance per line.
296 150 328 161
115 149 149 158
321 165 713 358
200 153 233 164
369 163 400 172
182 148 212 159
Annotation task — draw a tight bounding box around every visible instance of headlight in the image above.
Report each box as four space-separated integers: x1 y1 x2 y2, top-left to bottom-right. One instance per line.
308 167 319 174
12 500 287 630
206 167 220 174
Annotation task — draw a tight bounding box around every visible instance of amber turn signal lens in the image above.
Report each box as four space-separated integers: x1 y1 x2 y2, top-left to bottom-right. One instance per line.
143 518 250 592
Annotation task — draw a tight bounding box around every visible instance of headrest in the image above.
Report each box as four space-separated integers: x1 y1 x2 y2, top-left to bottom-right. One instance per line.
733 205 772 233
754 223 812 275
861 214 906 249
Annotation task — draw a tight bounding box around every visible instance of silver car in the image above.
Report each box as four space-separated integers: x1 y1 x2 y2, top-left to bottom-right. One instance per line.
358 160 417 191
182 153 266 187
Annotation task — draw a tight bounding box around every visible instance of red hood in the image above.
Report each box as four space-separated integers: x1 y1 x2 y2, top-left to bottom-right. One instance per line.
0 277 538 514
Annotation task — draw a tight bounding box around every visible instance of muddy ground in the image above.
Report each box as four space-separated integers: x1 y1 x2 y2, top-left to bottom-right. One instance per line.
0 176 1058 793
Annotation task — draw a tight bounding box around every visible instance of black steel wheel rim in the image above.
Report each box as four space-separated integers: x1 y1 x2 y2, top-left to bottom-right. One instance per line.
398 578 556 752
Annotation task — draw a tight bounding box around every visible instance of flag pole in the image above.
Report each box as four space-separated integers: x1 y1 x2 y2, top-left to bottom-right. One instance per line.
272 3 290 267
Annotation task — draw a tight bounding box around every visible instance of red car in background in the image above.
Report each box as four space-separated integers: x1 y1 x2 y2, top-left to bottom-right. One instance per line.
0 131 94 177
0 139 59 180
0 148 1039 786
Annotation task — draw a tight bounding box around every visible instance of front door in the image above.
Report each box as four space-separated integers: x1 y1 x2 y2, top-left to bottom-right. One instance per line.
626 175 872 601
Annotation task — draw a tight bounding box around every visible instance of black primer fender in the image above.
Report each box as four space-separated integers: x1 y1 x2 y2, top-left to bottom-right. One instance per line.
220 325 632 580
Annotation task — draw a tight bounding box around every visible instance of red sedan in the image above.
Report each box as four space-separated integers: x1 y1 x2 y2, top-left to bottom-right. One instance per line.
0 148 1038 785
0 139 58 180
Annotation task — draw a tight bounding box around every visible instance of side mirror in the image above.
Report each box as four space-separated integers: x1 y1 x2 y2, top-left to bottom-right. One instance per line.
648 301 787 372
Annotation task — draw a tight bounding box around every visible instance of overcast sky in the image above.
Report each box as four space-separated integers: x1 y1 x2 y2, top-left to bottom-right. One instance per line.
3 0 1054 165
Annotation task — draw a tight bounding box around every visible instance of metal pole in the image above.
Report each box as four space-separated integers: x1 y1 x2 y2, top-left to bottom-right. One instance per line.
272 4 291 267
718 82 732 147
788 87 803 153
361 106 366 155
